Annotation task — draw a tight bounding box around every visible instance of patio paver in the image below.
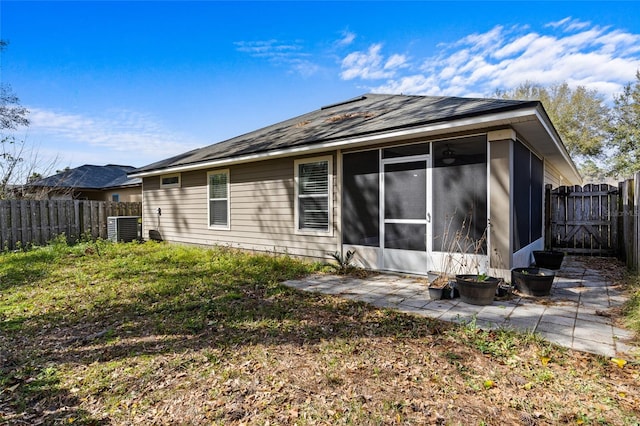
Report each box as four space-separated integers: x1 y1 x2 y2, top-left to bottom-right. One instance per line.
282 256 639 360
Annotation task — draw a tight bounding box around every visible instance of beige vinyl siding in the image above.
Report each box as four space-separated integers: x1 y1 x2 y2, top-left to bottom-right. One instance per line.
141 154 339 259
103 187 142 202
544 161 564 189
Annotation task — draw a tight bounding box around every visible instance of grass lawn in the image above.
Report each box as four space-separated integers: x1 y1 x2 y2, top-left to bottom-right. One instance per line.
1 239 639 425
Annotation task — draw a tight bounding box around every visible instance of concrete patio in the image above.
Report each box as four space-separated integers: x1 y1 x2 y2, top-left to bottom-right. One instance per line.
282 257 639 360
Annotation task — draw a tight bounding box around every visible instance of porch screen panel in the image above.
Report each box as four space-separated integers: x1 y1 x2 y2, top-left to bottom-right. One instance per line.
513 141 531 251
383 160 427 252
384 161 426 220
343 151 379 246
382 143 429 159
432 138 487 253
384 223 426 251
531 154 544 241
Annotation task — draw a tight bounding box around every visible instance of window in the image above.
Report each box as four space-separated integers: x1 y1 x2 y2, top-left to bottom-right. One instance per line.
111 194 120 202
208 170 229 229
160 173 181 188
295 156 332 234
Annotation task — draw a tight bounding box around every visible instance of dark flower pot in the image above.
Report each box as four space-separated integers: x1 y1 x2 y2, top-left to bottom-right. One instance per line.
496 283 514 299
455 275 499 305
511 267 555 297
533 250 565 270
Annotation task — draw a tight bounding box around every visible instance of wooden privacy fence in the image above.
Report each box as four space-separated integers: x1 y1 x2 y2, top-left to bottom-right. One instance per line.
546 171 640 271
619 172 640 271
547 184 619 256
0 200 142 250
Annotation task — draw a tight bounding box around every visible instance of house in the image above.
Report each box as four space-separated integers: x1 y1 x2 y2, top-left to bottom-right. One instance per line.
27 164 142 202
130 94 581 276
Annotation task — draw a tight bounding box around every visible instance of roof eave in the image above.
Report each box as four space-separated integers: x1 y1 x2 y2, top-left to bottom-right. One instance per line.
533 105 582 185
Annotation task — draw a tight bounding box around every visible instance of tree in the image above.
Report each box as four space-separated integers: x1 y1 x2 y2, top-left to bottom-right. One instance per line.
496 82 610 181
1 40 31 199
607 71 640 179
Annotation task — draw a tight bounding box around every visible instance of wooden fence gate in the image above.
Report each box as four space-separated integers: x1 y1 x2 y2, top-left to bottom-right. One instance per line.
546 184 619 256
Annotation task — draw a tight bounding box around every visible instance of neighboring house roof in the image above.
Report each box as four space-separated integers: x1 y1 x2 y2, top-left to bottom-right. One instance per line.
131 93 581 183
30 164 142 190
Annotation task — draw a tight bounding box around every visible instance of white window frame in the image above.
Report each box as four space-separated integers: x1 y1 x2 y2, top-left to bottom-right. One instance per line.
294 155 333 236
160 173 181 188
207 169 230 230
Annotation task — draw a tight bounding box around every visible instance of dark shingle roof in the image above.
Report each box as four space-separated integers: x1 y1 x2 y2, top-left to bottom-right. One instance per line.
30 164 142 190
133 93 538 174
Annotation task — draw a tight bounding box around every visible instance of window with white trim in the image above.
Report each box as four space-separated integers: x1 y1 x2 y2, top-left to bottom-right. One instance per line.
295 156 332 233
208 170 230 229
160 173 181 188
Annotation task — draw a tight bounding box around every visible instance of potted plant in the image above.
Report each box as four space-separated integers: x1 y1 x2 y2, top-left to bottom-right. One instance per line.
532 250 565 270
455 273 500 305
427 273 458 300
438 213 499 306
511 267 556 296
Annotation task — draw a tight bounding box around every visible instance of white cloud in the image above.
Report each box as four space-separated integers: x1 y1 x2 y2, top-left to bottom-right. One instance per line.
342 18 640 102
337 30 356 46
546 17 573 29
384 54 408 70
290 59 320 78
372 75 442 96
340 44 406 80
546 17 591 32
235 38 321 77
27 108 202 167
234 39 303 56
458 25 504 52
493 33 539 59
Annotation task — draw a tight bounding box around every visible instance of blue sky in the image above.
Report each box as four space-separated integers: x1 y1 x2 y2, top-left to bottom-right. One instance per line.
1 1 640 176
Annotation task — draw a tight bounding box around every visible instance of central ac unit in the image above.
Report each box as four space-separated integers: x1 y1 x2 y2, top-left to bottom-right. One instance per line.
107 216 140 242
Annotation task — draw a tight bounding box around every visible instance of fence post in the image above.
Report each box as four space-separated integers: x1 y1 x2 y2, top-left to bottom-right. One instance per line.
634 172 639 272
620 179 633 267
0 201 9 250
92 201 100 239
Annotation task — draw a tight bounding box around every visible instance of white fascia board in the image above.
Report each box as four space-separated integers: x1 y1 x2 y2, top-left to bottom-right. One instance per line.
130 107 540 178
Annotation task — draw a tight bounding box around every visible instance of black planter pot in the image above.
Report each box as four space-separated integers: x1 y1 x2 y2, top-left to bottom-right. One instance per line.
455 275 499 305
511 267 555 296
533 250 565 270
496 283 514 299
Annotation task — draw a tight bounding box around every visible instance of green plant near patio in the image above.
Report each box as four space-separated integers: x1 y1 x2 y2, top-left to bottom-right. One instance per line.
454 316 551 360
327 249 358 274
